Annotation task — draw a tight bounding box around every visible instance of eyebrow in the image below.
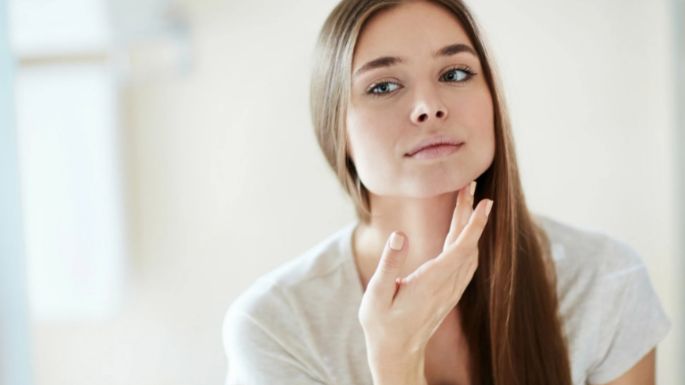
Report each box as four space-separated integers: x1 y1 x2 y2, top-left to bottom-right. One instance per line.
353 43 477 79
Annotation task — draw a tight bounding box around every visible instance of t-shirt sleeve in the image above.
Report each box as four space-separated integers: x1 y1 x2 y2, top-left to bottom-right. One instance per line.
222 285 327 385
586 242 672 385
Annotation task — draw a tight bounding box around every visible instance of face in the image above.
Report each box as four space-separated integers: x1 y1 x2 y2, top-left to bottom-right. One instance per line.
346 1 495 199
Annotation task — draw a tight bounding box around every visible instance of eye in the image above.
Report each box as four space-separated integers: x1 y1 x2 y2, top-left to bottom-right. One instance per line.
441 66 476 83
366 81 401 97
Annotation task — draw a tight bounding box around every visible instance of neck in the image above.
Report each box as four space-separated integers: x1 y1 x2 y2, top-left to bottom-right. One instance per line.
352 190 459 286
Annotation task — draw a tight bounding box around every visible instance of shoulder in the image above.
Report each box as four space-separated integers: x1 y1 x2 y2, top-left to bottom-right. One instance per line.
221 221 359 385
224 221 356 327
222 223 358 382
532 213 645 280
532 213 671 384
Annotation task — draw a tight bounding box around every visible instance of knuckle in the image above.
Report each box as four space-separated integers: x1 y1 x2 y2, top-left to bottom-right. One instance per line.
380 254 400 271
470 259 478 274
455 242 471 257
358 303 377 326
474 210 488 226
363 281 382 301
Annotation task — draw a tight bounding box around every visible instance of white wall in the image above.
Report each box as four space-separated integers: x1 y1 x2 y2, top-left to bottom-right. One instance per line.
469 0 681 381
26 0 681 384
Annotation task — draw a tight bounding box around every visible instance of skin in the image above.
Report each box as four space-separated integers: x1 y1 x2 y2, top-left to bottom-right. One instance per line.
347 2 658 385
357 182 490 385
598 348 656 385
348 0 495 286
348 2 493 384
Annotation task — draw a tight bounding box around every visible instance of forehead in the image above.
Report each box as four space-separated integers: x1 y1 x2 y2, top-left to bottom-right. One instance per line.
352 2 473 68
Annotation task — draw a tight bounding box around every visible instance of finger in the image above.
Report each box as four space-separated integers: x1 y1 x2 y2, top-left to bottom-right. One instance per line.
439 199 493 264
443 180 476 250
397 256 439 287
443 184 466 251
366 231 409 306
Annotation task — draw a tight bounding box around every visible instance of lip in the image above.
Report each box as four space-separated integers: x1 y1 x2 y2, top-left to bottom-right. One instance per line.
409 143 464 160
405 134 465 157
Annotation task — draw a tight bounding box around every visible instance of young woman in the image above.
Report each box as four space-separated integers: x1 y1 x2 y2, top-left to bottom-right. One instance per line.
223 1 671 384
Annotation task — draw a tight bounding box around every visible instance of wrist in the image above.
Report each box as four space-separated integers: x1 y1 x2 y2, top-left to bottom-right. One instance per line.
368 350 428 385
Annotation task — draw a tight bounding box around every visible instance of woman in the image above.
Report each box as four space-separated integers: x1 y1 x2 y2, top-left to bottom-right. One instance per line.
223 1 671 384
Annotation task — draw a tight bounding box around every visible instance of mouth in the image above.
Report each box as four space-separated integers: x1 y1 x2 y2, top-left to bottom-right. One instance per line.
405 137 465 156
404 134 465 157
404 142 464 160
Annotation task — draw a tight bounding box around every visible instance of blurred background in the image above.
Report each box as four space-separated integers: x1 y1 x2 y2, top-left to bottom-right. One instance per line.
0 0 683 384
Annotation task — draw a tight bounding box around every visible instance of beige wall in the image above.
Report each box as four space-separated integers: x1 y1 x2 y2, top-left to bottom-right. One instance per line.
29 0 681 384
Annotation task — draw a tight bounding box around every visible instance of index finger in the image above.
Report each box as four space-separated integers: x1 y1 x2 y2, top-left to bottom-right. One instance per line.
400 199 493 286
438 199 493 263
443 181 477 251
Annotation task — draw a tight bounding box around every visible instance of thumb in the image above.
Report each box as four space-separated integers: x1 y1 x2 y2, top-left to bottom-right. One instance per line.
367 231 408 305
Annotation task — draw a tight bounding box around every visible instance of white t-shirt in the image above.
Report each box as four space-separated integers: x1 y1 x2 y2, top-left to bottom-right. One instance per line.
223 214 671 385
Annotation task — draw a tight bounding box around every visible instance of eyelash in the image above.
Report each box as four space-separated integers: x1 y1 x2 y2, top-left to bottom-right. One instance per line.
365 66 476 97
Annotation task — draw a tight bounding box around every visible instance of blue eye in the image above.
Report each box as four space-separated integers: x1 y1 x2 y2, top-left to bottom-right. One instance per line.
367 82 401 96
441 66 475 82
364 66 476 98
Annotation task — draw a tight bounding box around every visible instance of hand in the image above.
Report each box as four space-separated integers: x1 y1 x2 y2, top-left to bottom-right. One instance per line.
358 181 493 385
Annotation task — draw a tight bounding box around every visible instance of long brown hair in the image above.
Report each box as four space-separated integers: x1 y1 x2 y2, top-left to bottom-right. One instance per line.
309 1 572 384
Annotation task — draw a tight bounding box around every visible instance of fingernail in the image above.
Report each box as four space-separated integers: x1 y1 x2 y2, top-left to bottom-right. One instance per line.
485 200 493 216
469 181 476 196
389 232 404 251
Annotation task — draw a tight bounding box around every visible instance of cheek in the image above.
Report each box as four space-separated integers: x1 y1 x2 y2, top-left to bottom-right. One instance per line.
345 108 403 192
346 108 396 162
453 91 494 142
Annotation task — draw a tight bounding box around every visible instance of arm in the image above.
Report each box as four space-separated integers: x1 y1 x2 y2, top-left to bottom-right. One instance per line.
595 348 656 385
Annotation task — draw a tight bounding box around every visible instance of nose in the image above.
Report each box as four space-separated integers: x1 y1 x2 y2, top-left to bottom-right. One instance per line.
410 91 448 125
